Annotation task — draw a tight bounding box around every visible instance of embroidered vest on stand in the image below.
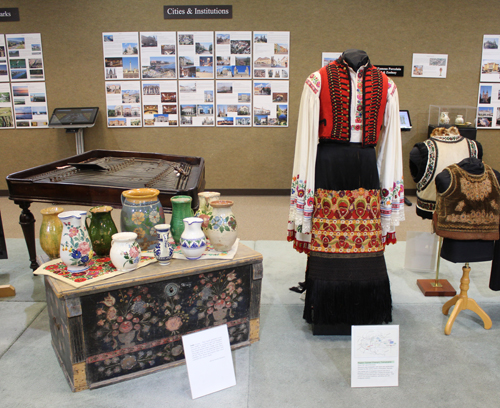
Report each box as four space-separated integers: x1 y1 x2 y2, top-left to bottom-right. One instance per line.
318 58 388 147
416 135 479 216
433 163 500 240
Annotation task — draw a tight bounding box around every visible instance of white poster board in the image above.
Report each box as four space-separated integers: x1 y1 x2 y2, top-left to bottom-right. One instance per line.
102 32 140 80
0 82 14 128
182 324 236 399
11 82 48 128
351 325 399 388
322 52 342 67
178 31 214 79
480 35 500 83
0 35 10 82
477 82 500 128
215 31 252 79
411 53 448 78
140 31 177 79
178 80 214 126
142 80 178 126
253 80 288 126
253 31 289 79
105 81 142 127
6 33 45 81
216 80 252 126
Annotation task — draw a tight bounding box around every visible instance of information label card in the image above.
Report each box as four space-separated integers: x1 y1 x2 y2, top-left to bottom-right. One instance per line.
351 325 399 388
182 324 236 399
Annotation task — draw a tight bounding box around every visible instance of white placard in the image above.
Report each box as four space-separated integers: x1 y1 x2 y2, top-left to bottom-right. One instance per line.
182 324 236 399
322 52 342 67
0 35 10 82
178 31 214 79
411 53 448 78
178 79 214 126
11 82 48 128
215 31 252 79
102 32 140 80
253 80 288 126
6 33 45 82
253 31 289 79
351 325 399 388
105 81 142 127
140 31 177 79
216 80 252 126
480 35 500 83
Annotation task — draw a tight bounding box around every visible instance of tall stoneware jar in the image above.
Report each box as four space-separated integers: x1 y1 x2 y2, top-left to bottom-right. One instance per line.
121 188 165 251
58 210 94 273
195 191 220 234
170 195 193 245
39 206 64 259
86 206 118 256
206 200 238 252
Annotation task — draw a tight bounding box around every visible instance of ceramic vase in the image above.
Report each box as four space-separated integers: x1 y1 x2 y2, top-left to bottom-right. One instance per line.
439 112 450 125
154 224 174 265
121 188 165 251
180 217 206 260
86 206 118 256
455 115 464 125
39 206 64 260
195 191 221 234
58 210 94 273
170 195 194 245
110 232 141 272
206 200 238 252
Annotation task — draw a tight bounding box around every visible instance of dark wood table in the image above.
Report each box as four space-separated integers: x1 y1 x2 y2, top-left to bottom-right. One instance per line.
0 210 7 259
6 150 205 270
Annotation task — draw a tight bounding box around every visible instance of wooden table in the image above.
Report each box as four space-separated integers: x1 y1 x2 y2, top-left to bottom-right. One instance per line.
44 244 263 392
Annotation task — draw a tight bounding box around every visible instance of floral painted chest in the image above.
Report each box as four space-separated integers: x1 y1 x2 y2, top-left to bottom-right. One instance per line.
44 243 263 392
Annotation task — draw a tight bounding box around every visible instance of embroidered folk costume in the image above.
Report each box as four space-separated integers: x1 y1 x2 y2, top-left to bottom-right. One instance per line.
410 127 481 219
288 53 404 327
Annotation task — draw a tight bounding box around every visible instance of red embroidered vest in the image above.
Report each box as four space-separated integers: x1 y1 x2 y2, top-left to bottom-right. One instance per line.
319 58 388 147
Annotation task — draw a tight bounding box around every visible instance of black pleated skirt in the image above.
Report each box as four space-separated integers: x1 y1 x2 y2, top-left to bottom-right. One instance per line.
303 141 392 326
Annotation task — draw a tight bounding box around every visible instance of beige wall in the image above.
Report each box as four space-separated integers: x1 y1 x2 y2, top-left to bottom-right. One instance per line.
1 0 499 191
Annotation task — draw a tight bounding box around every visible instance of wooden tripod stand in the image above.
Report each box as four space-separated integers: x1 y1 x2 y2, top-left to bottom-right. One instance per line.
442 262 492 335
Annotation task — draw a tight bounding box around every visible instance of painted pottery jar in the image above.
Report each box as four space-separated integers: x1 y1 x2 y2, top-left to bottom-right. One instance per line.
110 232 141 272
86 205 118 256
58 210 94 273
439 111 450 125
170 195 193 245
206 200 238 252
180 217 206 260
39 206 64 260
455 115 465 125
153 224 174 265
195 191 221 234
121 188 165 251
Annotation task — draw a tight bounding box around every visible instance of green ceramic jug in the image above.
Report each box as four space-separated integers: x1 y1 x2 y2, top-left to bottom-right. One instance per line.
86 206 118 256
170 195 193 245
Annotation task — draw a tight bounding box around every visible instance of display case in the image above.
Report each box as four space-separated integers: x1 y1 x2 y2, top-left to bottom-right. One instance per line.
428 105 477 140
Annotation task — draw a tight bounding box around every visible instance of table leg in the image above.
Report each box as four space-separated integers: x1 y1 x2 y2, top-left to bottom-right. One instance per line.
17 201 38 270
0 210 7 259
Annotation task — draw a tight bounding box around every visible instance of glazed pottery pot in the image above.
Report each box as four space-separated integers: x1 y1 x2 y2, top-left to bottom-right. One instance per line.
121 188 165 251
195 191 221 234
58 210 94 273
86 205 118 256
154 224 174 265
170 195 193 245
39 206 64 259
179 217 206 260
110 232 141 272
206 200 238 252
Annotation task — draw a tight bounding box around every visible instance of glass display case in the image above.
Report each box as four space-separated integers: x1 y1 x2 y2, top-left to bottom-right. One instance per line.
428 105 477 140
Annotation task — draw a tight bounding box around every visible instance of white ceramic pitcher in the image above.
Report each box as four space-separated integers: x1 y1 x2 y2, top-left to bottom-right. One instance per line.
110 232 141 272
58 210 94 273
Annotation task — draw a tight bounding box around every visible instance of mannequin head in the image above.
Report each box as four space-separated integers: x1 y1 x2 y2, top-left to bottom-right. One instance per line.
341 49 369 71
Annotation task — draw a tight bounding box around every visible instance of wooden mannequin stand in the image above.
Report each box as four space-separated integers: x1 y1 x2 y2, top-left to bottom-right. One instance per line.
442 262 492 335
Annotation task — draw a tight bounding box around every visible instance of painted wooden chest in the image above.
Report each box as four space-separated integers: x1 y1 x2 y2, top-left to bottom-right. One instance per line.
44 244 263 392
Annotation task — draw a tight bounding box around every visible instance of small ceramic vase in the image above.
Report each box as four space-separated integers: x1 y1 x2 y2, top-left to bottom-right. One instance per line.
455 115 465 125
206 200 238 252
154 224 174 265
58 210 94 273
195 191 221 234
121 188 165 251
39 206 64 259
86 205 118 256
439 111 450 125
180 217 206 260
170 195 194 245
110 232 141 272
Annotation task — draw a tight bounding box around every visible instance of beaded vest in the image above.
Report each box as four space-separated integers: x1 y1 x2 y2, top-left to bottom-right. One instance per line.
318 57 388 147
434 163 500 240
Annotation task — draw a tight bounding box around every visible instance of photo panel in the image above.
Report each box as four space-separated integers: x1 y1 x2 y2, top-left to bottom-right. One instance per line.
105 81 142 127
6 33 45 81
215 31 252 80
11 81 48 128
253 31 289 79
0 82 14 129
103 32 140 81
142 80 178 127
216 80 252 127
178 80 215 126
253 80 288 127
177 32 214 79
140 31 177 80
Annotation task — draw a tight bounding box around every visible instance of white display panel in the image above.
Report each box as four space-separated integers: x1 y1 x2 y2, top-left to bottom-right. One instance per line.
177 31 214 79
142 80 178 127
103 32 140 80
253 80 288 127
140 31 177 80
6 33 45 81
215 31 252 79
178 80 214 126
0 82 14 128
215 80 252 126
253 31 289 79
11 81 49 128
105 81 142 127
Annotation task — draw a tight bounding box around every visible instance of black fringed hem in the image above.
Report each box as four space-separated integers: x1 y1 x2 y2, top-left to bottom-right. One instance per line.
303 254 392 326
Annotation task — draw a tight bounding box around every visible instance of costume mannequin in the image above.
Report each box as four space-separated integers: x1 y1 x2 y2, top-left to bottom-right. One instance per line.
433 158 500 333
288 50 404 334
410 127 481 220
